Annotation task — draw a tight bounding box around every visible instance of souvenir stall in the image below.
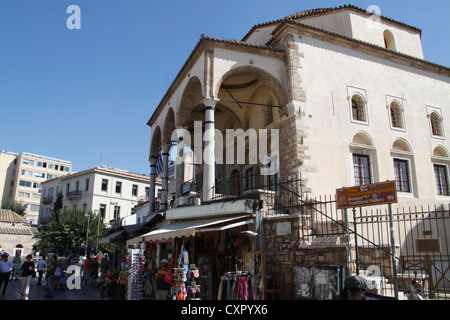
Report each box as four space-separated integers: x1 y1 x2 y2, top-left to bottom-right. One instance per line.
127 215 257 300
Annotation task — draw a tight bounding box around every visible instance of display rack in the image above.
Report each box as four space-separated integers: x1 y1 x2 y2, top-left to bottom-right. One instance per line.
186 264 201 300
128 249 145 300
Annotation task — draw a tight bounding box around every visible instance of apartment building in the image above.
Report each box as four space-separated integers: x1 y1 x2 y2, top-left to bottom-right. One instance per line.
0 150 72 224
39 166 160 228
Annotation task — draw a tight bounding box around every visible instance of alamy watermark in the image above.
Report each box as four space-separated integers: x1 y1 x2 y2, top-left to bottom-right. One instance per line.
66 5 81 30
66 265 82 290
366 5 382 30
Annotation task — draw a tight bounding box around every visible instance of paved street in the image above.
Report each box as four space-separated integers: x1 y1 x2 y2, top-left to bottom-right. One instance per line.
0 276 105 300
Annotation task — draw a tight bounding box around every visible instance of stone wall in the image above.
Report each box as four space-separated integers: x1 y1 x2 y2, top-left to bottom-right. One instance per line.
0 226 37 257
263 215 348 299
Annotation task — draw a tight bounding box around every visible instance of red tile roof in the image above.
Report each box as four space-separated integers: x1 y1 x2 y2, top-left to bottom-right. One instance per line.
0 210 27 224
0 227 38 235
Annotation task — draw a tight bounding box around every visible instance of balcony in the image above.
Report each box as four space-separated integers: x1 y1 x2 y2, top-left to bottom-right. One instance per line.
67 190 82 199
42 196 54 205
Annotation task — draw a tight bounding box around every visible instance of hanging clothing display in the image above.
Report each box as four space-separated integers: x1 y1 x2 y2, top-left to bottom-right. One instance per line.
218 272 255 300
164 242 203 300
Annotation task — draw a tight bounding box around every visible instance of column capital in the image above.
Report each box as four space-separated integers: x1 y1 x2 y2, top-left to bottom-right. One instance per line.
149 156 158 166
162 142 172 153
202 97 220 107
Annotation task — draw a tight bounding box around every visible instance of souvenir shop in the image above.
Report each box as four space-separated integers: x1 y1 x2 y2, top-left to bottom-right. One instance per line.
127 215 266 300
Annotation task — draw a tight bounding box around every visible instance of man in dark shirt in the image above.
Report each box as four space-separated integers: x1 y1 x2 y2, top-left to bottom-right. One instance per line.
20 255 35 300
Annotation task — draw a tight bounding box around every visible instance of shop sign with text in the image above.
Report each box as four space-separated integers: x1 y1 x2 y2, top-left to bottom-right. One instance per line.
336 181 397 209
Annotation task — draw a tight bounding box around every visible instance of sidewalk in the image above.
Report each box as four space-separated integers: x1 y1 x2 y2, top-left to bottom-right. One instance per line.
0 276 104 300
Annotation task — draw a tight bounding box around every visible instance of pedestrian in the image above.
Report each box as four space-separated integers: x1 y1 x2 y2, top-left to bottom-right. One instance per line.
43 255 57 298
0 252 15 295
82 255 92 286
90 257 99 284
19 254 35 300
36 256 47 286
12 252 21 280
120 256 128 271
155 259 171 300
100 254 110 275
54 259 61 290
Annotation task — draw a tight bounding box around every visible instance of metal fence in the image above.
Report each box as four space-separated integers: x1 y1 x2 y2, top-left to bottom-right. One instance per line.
182 172 450 299
353 204 450 300
292 197 450 300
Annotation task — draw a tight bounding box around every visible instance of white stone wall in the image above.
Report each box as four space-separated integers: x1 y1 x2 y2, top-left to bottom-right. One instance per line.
296 32 449 207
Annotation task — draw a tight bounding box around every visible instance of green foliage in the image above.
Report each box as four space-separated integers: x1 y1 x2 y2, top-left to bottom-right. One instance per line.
1 199 27 216
35 208 106 254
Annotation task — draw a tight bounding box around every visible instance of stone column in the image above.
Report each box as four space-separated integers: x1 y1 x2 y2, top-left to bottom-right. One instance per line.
175 135 185 198
149 156 158 214
202 97 219 202
160 143 171 210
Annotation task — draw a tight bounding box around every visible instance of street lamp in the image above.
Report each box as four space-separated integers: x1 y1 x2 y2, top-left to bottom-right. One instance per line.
85 213 90 254
94 209 100 252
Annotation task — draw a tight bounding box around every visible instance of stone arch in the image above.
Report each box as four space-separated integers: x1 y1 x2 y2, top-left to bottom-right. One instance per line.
162 107 177 144
214 65 287 108
433 145 450 158
391 138 412 153
178 76 203 128
149 125 162 158
351 131 375 148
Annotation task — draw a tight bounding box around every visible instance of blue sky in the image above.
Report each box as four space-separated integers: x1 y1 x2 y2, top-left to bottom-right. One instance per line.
0 0 448 175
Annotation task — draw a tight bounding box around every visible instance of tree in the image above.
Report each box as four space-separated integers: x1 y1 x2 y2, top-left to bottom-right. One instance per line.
1 199 27 216
52 192 63 223
34 208 106 255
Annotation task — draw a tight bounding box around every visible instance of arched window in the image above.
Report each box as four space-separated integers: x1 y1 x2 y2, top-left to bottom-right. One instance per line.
430 112 443 137
230 170 240 196
264 97 274 126
434 164 449 196
383 30 396 51
350 132 376 186
391 139 414 193
390 101 404 129
432 146 450 196
351 95 367 122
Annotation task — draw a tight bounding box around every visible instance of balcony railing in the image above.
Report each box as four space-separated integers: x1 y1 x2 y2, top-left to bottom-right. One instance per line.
42 196 54 205
151 172 307 214
67 190 82 199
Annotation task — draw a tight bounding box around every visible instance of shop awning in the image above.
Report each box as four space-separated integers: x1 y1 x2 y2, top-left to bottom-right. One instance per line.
99 229 125 244
127 215 252 245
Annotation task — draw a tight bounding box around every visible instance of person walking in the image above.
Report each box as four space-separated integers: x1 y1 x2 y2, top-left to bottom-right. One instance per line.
43 255 57 298
54 259 61 290
82 255 92 286
19 255 35 300
36 256 47 286
0 252 14 295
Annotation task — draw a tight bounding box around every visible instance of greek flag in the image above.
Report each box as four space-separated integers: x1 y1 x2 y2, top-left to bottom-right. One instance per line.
155 152 164 177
